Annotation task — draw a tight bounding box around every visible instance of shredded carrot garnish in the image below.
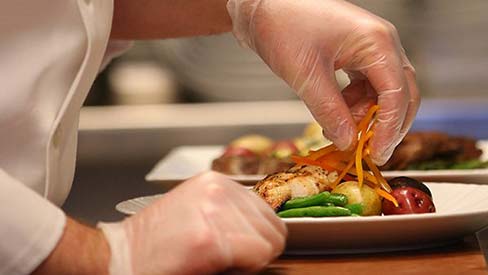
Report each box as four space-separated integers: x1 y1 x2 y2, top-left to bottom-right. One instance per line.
331 155 356 188
291 155 322 167
357 105 379 133
375 187 399 207
344 167 378 185
317 150 350 164
363 150 392 193
317 159 378 184
356 131 373 187
308 144 337 160
291 104 401 210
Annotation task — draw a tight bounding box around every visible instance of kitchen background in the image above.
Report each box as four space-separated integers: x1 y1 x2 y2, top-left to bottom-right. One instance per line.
63 0 488 224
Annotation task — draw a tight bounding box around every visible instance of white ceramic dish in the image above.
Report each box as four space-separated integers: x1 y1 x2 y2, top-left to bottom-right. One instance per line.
116 183 488 254
115 194 164 216
146 141 488 186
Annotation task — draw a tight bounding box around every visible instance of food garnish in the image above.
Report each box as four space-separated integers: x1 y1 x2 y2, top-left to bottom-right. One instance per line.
291 105 399 207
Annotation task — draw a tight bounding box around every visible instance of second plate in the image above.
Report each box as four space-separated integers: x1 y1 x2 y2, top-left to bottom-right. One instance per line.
146 142 488 186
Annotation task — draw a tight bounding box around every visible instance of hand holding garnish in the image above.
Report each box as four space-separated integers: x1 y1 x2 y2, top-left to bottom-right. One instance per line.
292 105 399 207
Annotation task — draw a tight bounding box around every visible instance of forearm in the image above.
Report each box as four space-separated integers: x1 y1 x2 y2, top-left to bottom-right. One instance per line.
32 218 110 275
111 0 232 39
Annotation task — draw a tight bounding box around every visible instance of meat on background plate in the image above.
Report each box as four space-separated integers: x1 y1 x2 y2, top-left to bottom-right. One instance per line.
380 132 482 170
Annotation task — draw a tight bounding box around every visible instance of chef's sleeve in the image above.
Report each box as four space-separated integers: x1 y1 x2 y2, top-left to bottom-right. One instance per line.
0 1 116 274
0 170 66 275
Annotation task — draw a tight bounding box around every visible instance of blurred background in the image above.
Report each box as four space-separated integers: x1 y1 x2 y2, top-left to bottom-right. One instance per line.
64 0 488 224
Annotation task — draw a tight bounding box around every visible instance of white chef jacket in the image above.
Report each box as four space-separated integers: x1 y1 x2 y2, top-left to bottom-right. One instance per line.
0 1 117 274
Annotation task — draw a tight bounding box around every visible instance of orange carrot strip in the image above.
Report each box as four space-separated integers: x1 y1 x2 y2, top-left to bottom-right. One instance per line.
317 150 349 163
323 159 379 185
364 180 377 189
356 131 373 187
308 144 337 160
363 153 392 193
320 157 347 168
331 155 356 188
357 105 379 133
292 155 322 167
349 170 378 185
376 187 399 207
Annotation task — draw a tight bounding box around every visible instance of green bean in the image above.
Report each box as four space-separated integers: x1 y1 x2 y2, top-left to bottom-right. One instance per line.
344 203 363 215
325 193 348 206
277 206 352 218
281 192 331 210
281 192 349 210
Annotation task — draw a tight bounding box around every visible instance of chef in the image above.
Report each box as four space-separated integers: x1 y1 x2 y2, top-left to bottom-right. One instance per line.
1 0 419 274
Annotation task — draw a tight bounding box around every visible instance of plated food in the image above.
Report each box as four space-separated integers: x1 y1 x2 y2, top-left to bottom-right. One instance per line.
211 135 296 175
211 123 330 175
253 106 436 218
257 173 435 218
381 131 486 170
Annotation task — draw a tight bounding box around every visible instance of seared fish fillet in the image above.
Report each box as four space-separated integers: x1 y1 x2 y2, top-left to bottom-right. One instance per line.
254 165 338 211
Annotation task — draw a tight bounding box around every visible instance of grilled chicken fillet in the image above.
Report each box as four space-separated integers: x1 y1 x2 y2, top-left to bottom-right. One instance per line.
253 165 338 211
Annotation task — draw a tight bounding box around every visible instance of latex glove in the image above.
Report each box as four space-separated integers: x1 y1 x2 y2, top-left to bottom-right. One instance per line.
98 171 287 275
227 0 419 165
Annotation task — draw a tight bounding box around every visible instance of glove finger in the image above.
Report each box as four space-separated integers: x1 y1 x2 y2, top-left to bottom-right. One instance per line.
202 181 285 260
201 185 255 235
225 234 274 272
364 53 410 165
299 72 357 150
399 57 421 138
215 180 287 241
234 191 287 257
198 185 259 272
244 190 287 238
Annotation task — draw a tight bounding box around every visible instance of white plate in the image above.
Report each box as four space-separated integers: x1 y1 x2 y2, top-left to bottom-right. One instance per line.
146 141 488 186
116 183 488 254
115 194 164 215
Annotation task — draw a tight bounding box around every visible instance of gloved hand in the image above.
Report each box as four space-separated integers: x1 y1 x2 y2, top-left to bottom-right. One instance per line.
98 171 287 275
227 0 419 165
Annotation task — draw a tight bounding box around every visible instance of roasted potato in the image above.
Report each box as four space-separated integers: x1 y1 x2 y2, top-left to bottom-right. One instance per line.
230 134 273 154
332 181 382 216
